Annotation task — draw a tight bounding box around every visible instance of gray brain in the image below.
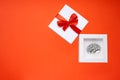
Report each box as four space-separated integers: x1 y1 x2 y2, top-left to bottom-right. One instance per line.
87 43 101 54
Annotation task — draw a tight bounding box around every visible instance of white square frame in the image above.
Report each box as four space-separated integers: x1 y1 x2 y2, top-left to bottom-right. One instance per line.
79 34 108 63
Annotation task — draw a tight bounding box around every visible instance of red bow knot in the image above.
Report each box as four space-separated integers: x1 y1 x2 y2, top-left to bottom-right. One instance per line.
56 13 81 34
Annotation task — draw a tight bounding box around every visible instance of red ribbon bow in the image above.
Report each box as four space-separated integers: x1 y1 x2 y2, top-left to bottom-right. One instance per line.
56 13 81 34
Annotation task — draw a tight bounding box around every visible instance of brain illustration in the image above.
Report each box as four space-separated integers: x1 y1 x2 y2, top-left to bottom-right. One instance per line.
87 43 101 54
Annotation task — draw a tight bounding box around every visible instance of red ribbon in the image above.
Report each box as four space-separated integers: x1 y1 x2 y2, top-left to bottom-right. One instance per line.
56 13 81 34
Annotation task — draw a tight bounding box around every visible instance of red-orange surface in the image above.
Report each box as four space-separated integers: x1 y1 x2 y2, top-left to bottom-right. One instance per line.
0 0 120 80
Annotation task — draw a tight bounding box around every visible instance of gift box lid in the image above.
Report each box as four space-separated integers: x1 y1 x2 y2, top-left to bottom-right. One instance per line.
49 4 88 44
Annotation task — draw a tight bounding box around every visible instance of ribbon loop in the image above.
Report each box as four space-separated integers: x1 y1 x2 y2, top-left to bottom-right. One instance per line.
56 13 81 34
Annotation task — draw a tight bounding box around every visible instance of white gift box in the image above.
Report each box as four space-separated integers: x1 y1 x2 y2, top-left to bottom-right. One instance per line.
79 34 108 63
48 4 88 44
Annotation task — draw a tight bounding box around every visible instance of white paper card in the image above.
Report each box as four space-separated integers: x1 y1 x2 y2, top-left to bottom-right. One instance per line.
48 4 88 44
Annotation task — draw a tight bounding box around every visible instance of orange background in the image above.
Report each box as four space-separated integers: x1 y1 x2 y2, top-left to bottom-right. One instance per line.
0 0 120 80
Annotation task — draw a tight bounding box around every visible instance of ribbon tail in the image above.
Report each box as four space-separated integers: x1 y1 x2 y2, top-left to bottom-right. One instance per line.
70 25 81 34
